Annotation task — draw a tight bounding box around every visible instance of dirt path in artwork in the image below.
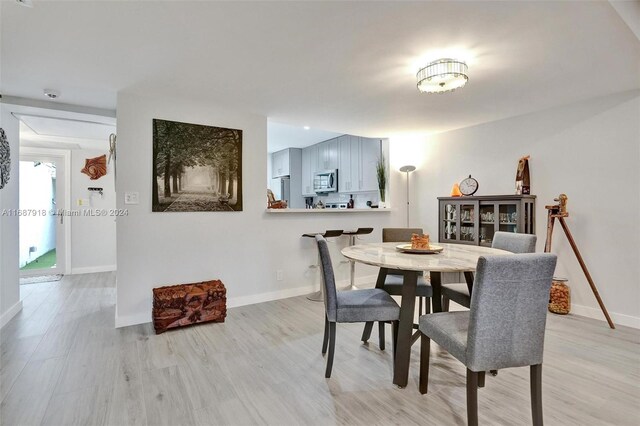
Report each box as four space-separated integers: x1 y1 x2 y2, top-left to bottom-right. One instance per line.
164 191 233 212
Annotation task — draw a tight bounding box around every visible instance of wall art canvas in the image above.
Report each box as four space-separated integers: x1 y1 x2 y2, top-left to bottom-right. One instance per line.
152 119 242 212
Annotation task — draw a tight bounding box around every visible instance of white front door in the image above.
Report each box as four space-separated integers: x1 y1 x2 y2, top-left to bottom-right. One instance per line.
19 150 70 277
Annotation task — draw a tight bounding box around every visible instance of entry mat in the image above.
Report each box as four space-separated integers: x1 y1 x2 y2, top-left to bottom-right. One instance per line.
20 274 63 285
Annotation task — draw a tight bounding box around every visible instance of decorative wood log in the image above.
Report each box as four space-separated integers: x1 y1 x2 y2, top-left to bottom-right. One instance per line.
152 280 226 334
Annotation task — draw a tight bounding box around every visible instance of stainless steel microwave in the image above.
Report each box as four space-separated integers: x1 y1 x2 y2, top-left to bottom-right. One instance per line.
314 169 338 193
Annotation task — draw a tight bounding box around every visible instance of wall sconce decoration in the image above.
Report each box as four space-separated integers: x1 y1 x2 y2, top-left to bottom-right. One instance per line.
0 128 11 190
81 154 107 180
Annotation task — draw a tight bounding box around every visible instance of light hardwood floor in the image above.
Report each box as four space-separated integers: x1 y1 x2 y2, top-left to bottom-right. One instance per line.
1 272 638 425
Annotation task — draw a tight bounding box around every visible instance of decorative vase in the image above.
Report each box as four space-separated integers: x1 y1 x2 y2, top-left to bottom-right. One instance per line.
379 188 386 208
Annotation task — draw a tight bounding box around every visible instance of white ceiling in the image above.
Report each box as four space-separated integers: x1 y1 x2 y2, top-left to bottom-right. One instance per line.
2 1 639 137
17 114 116 140
11 106 117 151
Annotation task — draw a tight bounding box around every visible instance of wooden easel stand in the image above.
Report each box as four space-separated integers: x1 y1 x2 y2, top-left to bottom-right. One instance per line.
544 206 615 329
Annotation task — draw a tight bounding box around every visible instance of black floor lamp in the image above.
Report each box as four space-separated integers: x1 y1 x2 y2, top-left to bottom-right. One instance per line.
399 165 416 227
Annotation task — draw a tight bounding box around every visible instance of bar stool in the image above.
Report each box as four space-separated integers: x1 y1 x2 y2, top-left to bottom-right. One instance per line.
341 228 373 290
302 230 344 301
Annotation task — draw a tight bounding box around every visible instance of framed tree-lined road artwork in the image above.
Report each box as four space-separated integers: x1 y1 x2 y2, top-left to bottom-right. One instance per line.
152 119 242 212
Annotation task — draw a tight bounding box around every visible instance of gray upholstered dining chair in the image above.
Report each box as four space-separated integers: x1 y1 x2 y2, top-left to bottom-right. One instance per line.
419 253 557 426
361 228 433 345
316 235 400 378
442 231 537 310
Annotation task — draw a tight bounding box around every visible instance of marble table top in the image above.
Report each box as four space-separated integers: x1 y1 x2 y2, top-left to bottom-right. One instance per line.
341 242 511 272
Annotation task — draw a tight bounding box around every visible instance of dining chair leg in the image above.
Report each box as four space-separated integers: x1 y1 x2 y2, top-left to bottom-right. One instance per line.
478 371 485 388
442 296 450 312
467 369 479 426
361 321 374 343
378 322 386 351
392 321 399 359
531 364 543 426
418 297 423 316
325 322 336 378
424 297 431 314
322 315 329 354
419 334 430 394
362 267 389 344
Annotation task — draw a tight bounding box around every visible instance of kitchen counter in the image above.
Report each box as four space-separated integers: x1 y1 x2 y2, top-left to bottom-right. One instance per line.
265 208 392 214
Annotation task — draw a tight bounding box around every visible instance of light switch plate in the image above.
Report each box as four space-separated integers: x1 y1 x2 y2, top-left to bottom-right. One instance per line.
124 192 139 205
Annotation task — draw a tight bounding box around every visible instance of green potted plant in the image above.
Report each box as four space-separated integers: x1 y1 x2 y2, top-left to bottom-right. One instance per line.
376 153 387 207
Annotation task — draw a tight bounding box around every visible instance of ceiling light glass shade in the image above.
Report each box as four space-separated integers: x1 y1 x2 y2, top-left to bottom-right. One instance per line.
416 59 468 94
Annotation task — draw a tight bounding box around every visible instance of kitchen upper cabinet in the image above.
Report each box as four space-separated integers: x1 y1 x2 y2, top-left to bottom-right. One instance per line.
300 136 382 196
301 145 317 196
271 149 290 178
359 138 380 192
317 138 338 171
338 136 350 192
338 135 360 193
337 136 380 193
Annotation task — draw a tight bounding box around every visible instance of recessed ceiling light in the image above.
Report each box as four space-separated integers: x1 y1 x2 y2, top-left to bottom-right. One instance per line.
303 126 310 130
15 0 33 8
43 89 60 99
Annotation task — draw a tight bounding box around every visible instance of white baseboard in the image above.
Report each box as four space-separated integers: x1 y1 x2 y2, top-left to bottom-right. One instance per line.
571 303 640 329
114 274 379 328
0 300 23 329
227 283 317 309
115 311 150 328
71 265 117 275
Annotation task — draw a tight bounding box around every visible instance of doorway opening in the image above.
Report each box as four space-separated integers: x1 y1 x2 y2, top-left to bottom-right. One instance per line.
19 159 58 271
19 149 70 278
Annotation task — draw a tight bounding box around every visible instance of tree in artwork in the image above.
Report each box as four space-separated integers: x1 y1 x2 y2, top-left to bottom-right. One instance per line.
152 119 243 212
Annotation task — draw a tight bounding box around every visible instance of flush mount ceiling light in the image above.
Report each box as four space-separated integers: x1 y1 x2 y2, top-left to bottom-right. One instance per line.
416 58 468 94
15 0 33 8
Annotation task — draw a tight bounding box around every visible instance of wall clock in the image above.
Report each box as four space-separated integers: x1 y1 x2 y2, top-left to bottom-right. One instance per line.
459 175 478 196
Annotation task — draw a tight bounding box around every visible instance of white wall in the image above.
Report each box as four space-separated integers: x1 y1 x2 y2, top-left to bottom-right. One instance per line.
70 149 117 273
404 90 640 328
115 93 403 327
18 160 56 267
0 105 22 327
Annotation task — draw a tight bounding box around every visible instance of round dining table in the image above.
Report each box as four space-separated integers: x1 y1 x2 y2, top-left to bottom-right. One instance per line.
341 242 510 388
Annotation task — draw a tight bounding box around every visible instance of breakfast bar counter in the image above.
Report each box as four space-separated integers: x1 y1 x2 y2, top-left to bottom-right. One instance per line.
265 208 392 214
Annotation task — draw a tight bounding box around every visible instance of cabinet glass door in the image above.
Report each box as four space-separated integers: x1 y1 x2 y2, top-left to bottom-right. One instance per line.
441 200 478 244
479 203 497 246
459 202 477 243
498 203 519 233
442 202 458 241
